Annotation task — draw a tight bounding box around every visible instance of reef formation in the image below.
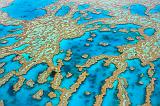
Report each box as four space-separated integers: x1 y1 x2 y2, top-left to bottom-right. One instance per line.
0 0 160 106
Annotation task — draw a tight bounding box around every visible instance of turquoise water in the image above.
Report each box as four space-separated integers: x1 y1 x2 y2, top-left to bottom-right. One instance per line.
144 28 156 36
24 63 48 82
114 23 141 31
71 6 112 25
0 0 58 106
21 53 33 62
1 0 58 20
119 59 150 106
102 80 119 106
78 4 90 11
0 76 19 105
56 26 143 91
0 37 21 47
72 11 83 19
149 4 160 14
55 5 71 17
13 44 30 51
0 24 23 38
0 54 21 77
151 58 160 105
130 4 147 16
76 9 112 24
59 27 143 57
68 60 117 106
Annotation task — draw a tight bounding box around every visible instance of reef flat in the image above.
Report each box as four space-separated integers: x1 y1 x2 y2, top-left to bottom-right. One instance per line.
0 0 160 106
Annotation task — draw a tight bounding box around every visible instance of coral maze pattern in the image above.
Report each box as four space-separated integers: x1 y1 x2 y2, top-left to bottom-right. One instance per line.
0 0 160 106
